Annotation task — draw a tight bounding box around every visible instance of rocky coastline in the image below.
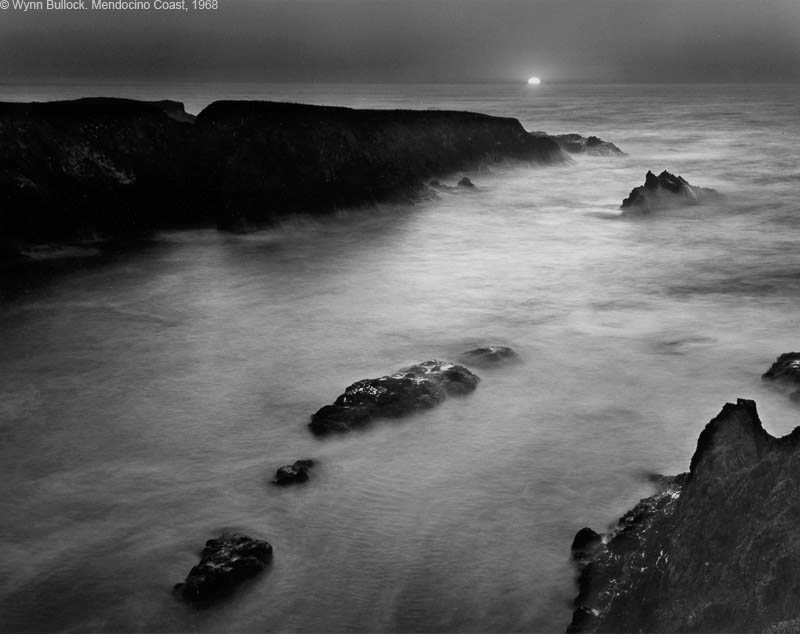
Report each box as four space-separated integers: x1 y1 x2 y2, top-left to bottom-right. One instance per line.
0 97 621 256
569 398 800 633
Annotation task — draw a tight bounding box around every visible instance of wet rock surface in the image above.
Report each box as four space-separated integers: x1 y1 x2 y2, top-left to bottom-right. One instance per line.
569 399 800 633
176 533 273 602
273 459 314 485
457 346 521 368
621 170 724 212
309 360 480 435
763 352 800 402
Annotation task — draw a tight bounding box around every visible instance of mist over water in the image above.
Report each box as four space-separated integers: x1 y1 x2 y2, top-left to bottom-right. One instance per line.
1 83 799 633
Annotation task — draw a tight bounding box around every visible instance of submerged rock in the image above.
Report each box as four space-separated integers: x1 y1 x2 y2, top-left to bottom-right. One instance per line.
273 459 314 485
762 352 800 402
457 346 521 368
568 399 800 633
309 360 480 435
621 170 724 212
176 533 273 602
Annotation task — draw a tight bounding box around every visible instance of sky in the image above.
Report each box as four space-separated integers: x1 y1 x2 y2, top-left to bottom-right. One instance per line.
1 0 800 84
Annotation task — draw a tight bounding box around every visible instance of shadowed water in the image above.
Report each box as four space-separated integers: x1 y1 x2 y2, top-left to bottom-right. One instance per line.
1 83 799 633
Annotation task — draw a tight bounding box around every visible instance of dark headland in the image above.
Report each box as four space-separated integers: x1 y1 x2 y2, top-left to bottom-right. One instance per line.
0 97 620 256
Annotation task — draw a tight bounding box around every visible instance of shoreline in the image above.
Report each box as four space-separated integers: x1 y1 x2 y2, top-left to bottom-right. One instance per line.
0 97 625 259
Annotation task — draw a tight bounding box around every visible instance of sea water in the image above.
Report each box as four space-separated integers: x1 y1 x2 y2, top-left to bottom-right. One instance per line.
0 83 799 632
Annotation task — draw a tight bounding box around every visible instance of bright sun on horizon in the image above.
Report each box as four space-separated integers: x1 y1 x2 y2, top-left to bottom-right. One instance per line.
527 76 542 85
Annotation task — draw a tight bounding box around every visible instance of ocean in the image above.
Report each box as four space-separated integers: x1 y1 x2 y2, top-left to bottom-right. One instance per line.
1 82 799 633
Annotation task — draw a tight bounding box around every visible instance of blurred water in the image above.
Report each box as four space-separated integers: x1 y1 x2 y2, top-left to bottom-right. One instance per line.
0 83 799 633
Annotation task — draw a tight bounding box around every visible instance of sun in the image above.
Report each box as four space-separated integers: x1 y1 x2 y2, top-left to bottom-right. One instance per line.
527 76 541 85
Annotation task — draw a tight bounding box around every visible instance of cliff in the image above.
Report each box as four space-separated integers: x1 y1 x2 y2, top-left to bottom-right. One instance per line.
0 98 570 250
569 399 800 633
194 101 567 229
0 99 204 246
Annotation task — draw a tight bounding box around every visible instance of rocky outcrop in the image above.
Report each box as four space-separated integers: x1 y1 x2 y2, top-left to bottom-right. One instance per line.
568 399 800 633
273 459 314 485
457 176 476 189
457 346 521 368
762 352 800 402
621 170 724 212
529 132 623 155
1 98 614 253
195 102 566 230
175 533 273 602
570 527 603 565
547 133 625 156
309 360 480 435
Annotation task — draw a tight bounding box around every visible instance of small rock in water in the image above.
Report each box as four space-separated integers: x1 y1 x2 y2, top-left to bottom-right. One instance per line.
571 527 603 563
457 176 476 189
762 352 800 402
273 459 314 485
457 346 521 368
621 170 723 212
175 533 273 602
763 352 800 384
309 360 480 435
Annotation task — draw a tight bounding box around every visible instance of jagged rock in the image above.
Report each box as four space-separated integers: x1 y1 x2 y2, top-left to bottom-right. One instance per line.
175 533 273 602
763 352 800 402
273 459 314 485
457 346 521 368
457 176 476 189
309 360 480 435
621 170 724 212
569 399 800 633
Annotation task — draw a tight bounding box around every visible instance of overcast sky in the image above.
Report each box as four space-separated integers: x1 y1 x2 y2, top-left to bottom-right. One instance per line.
2 0 800 83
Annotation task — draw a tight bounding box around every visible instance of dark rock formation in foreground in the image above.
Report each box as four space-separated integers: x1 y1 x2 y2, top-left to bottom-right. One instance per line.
0 97 578 253
569 399 800 633
762 352 800 402
309 360 480 435
273 459 315 485
175 533 273 602
457 345 521 368
621 170 724 212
